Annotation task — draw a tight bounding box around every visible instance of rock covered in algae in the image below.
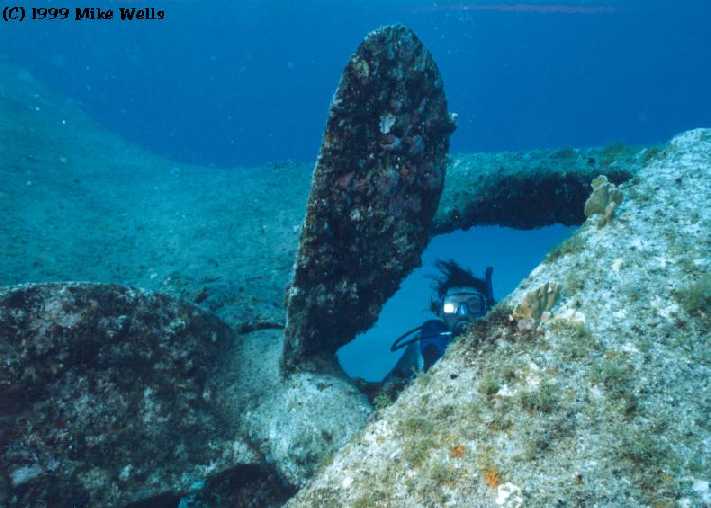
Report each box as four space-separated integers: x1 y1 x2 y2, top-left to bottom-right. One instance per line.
0 282 283 507
584 174 624 226
283 25 456 372
511 281 560 330
286 129 711 508
433 148 637 233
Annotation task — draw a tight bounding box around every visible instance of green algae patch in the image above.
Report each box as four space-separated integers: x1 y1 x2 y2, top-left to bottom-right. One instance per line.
545 233 586 263
674 273 711 326
518 382 560 414
550 320 600 360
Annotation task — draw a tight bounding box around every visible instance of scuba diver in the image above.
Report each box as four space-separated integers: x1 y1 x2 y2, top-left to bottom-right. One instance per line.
381 260 495 394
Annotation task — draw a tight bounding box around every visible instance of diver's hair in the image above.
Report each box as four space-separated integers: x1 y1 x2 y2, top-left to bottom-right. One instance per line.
430 259 494 313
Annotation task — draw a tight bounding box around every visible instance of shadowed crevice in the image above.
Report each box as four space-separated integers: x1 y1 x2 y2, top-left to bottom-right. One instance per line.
433 146 643 233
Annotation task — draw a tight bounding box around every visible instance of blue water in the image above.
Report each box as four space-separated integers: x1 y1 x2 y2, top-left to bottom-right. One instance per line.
339 225 576 381
3 1 709 380
3 1 710 167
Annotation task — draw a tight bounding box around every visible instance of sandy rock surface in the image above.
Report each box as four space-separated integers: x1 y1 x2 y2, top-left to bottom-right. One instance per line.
220 329 372 489
288 129 710 508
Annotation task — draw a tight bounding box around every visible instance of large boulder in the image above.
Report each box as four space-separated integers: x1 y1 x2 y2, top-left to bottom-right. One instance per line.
220 329 372 488
0 282 288 507
287 130 711 507
283 25 456 373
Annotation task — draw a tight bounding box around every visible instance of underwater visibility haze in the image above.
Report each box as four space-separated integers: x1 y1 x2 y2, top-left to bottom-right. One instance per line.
4 0 711 165
1 1 710 507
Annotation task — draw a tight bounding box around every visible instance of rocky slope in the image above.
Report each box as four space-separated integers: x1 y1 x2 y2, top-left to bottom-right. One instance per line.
288 129 710 508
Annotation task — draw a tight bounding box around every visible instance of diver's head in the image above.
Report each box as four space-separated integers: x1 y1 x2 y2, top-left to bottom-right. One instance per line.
431 260 495 336
440 286 488 335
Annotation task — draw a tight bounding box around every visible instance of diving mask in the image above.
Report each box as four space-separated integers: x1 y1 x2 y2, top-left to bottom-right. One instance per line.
441 286 487 334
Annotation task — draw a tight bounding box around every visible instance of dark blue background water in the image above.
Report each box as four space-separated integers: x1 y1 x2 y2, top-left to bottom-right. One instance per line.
4 0 711 166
